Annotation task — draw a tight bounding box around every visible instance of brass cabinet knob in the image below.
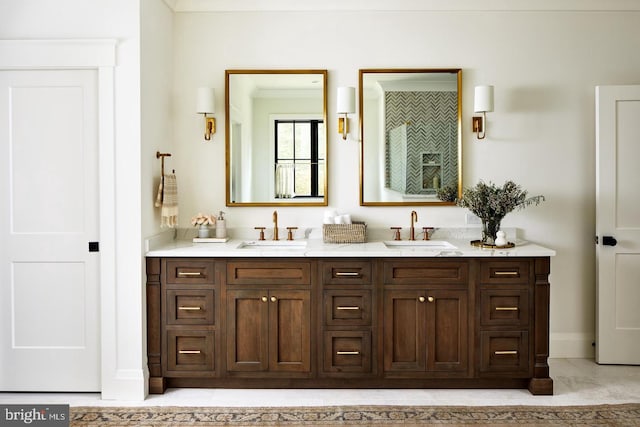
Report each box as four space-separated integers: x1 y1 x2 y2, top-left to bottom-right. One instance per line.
261 296 268 302
428 296 435 303
418 296 426 303
270 296 277 302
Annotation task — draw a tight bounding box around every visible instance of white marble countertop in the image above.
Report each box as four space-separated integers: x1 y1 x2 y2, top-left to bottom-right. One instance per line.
146 227 555 258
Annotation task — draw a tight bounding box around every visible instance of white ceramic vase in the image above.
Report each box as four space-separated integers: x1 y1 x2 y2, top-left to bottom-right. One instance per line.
198 224 210 238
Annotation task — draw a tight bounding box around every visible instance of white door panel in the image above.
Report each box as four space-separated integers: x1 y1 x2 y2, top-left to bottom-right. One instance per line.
595 85 640 365
0 70 100 390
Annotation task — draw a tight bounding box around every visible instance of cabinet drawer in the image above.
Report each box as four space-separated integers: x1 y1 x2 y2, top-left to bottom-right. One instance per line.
165 260 215 285
480 331 529 376
166 289 215 325
324 290 372 326
166 329 215 374
480 260 529 285
227 261 310 285
384 260 468 285
480 289 529 327
322 261 371 285
323 331 372 373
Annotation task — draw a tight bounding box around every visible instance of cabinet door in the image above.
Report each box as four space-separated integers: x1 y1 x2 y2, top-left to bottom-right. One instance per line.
384 289 468 374
227 290 269 372
269 290 311 373
383 290 427 372
427 289 468 373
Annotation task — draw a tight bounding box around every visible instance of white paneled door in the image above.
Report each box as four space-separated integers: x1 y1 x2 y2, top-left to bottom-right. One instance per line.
595 85 640 365
0 70 100 390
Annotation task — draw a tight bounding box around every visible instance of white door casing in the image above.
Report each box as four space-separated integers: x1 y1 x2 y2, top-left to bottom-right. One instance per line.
0 40 118 394
595 85 640 365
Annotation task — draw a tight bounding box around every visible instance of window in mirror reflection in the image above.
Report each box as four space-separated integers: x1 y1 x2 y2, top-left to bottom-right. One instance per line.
275 119 325 198
225 70 327 206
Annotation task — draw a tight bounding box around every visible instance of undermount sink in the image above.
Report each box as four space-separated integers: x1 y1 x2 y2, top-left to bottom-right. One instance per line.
237 240 307 250
383 240 457 250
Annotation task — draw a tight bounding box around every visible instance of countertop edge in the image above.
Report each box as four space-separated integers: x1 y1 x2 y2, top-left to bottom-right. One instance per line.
145 238 556 258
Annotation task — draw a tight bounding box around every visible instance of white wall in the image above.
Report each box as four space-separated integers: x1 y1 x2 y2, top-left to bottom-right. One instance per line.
142 0 174 236
171 9 640 357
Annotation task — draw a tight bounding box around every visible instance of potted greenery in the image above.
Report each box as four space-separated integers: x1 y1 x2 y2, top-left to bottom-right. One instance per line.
457 180 544 246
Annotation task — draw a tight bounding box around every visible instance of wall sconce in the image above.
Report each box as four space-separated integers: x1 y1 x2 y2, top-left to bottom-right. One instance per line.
337 86 355 140
472 85 494 140
196 87 216 141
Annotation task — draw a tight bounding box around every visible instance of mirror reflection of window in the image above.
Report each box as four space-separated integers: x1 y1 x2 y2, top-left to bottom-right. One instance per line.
274 119 325 198
225 70 328 206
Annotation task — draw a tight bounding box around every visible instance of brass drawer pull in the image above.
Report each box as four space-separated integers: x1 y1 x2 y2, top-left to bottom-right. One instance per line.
336 306 360 311
178 306 202 311
335 272 360 277
178 350 202 354
494 350 518 355
495 307 519 311
336 351 360 355
494 271 519 276
177 271 203 277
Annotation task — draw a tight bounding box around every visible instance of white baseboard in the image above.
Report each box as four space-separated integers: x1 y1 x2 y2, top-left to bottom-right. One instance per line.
101 369 147 400
550 333 595 358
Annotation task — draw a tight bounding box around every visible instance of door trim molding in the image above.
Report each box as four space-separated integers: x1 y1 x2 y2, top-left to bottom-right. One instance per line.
0 39 116 68
0 39 126 397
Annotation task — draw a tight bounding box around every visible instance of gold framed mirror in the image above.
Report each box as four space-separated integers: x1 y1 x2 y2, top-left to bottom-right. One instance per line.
359 68 462 206
225 69 328 206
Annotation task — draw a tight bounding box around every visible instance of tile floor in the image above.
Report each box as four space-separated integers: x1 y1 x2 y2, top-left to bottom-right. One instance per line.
1 359 639 407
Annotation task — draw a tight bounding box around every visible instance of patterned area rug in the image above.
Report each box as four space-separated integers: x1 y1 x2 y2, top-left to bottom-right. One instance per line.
71 404 640 426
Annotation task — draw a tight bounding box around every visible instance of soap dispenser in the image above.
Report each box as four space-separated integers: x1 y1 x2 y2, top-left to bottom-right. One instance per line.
215 211 227 238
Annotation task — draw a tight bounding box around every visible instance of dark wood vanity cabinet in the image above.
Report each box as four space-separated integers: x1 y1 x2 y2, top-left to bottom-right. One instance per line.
383 289 468 375
226 261 312 376
382 260 469 376
320 260 374 377
146 258 221 393
146 256 552 395
227 289 311 374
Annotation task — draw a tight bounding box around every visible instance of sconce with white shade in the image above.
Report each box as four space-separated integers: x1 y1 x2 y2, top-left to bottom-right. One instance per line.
196 87 216 141
337 86 355 140
472 85 494 140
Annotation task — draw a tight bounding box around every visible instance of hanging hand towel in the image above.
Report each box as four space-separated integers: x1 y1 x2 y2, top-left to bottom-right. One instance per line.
160 173 178 228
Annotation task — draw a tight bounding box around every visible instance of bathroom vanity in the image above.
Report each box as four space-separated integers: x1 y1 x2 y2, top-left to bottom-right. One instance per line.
145 238 554 395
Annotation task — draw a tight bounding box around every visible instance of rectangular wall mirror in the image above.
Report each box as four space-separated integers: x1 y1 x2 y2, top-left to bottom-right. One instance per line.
359 68 462 206
225 69 328 206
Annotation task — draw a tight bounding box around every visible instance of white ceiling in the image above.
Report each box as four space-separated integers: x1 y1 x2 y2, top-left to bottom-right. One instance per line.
164 0 640 12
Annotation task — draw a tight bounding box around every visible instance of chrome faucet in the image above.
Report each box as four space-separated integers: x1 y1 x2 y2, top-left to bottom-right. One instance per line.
272 210 279 240
409 210 418 241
